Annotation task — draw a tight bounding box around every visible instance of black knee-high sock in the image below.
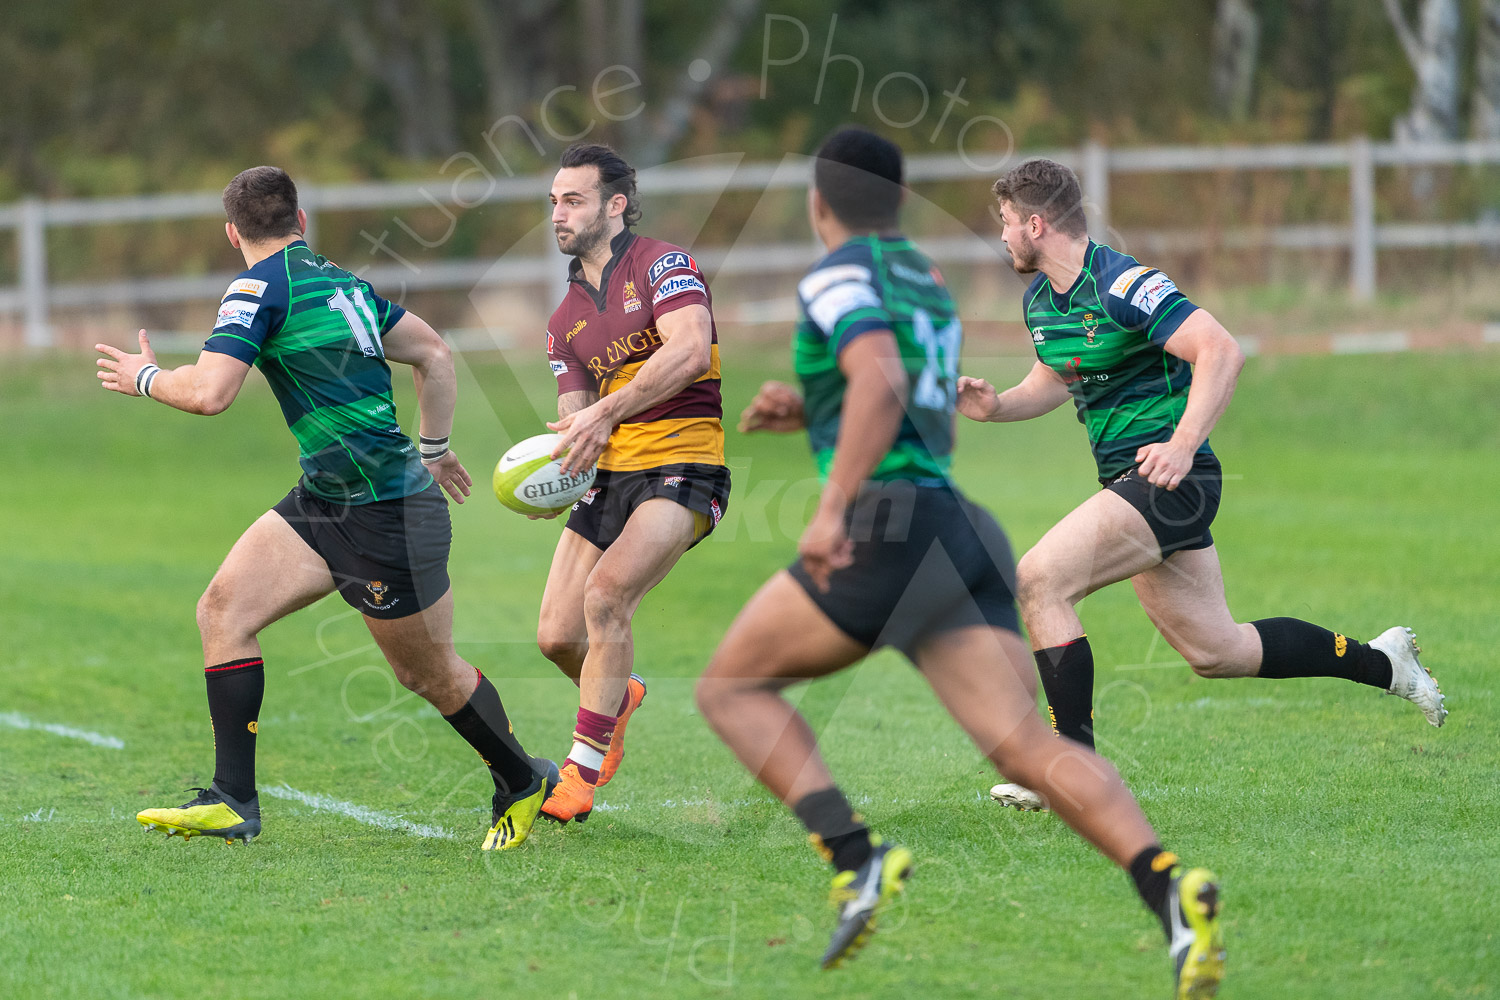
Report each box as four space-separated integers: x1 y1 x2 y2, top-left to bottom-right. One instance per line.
1129 845 1179 932
1034 637 1096 749
793 786 872 873
442 670 538 795
206 657 264 801
1251 618 1392 689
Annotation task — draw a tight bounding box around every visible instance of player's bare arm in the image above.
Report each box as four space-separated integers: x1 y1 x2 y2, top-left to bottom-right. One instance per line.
381 312 473 504
557 389 600 420
548 303 713 475
96 330 251 415
1134 309 1245 490
739 380 806 433
956 360 1069 423
528 392 603 519
801 330 909 591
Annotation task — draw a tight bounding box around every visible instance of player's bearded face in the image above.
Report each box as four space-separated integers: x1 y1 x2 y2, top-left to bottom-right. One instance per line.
555 196 611 258
1007 224 1041 274
999 202 1041 274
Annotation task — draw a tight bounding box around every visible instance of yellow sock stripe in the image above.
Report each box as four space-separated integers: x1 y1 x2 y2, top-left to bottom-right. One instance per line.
572 732 611 754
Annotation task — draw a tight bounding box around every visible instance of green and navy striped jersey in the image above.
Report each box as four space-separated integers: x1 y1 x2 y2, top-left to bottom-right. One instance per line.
1023 242 1210 480
203 241 430 504
793 235 960 484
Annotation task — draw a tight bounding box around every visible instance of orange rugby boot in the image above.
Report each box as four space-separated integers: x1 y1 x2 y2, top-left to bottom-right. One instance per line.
597 673 647 787
540 762 596 824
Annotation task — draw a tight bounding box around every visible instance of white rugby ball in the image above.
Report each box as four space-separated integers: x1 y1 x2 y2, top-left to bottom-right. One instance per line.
493 433 597 516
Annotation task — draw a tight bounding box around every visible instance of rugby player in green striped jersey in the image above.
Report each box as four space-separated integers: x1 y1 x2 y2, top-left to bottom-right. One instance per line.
959 159 1446 821
698 128 1224 996
96 167 557 851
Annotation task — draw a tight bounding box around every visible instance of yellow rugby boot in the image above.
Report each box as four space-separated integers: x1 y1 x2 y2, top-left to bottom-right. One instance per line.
821 838 913 969
483 759 560 851
1161 866 1226 999
136 784 260 844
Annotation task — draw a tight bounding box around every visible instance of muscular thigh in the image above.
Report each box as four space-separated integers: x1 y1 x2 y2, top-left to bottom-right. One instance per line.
1129 545 1243 660
703 571 868 689
1023 488 1164 602
206 509 337 633
585 497 700 610
912 624 1041 748
539 527 605 641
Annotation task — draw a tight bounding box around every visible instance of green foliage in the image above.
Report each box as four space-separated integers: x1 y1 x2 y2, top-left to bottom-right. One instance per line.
0 1 1478 199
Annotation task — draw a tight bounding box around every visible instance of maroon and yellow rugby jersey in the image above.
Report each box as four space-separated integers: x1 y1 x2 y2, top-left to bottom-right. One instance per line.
546 228 724 472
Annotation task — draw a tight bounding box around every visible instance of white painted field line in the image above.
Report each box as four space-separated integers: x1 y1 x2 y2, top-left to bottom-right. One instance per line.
261 784 457 840
0 711 124 749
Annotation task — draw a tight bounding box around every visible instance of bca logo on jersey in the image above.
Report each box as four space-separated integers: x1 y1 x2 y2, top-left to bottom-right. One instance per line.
648 251 697 284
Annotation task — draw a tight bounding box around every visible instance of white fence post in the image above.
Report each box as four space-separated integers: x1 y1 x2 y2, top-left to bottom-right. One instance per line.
1082 141 1111 243
1349 135 1377 302
19 198 50 348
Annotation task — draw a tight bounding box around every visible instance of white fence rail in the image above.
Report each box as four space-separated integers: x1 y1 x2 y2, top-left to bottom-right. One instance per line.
5 137 1500 348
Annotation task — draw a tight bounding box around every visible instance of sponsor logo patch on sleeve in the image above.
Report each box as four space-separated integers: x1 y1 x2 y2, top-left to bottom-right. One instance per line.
1130 273 1180 315
1108 265 1154 299
797 264 872 303
549 359 569 376
652 274 706 306
648 251 697 284
805 281 882 332
222 278 269 301
215 300 261 330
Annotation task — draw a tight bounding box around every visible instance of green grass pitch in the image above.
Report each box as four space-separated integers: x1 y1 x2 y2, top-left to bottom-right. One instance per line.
2 343 1497 999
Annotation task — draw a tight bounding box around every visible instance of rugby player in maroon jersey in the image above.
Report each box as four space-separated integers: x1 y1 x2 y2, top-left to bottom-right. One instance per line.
530 144 731 823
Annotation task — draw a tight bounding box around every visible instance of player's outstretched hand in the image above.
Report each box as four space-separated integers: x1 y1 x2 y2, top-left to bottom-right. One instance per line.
427 451 473 504
547 403 610 476
1134 439 1195 491
798 503 854 592
526 509 565 521
955 375 1001 422
739 380 805 433
95 330 156 397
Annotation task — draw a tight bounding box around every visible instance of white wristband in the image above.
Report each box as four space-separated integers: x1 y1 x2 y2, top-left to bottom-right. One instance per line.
135 364 162 399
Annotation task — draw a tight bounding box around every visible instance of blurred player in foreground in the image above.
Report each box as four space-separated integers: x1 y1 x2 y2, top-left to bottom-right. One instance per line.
962 159 1445 813
96 166 555 851
696 128 1225 997
533 143 730 823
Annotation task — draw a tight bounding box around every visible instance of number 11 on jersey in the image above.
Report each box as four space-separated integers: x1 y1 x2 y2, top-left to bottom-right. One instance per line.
328 287 383 358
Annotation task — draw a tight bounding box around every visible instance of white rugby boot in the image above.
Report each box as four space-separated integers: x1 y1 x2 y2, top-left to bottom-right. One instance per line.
989 782 1048 812
1371 626 1447 727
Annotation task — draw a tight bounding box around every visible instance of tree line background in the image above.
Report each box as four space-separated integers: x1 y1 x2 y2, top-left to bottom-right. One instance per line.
3 0 1498 199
